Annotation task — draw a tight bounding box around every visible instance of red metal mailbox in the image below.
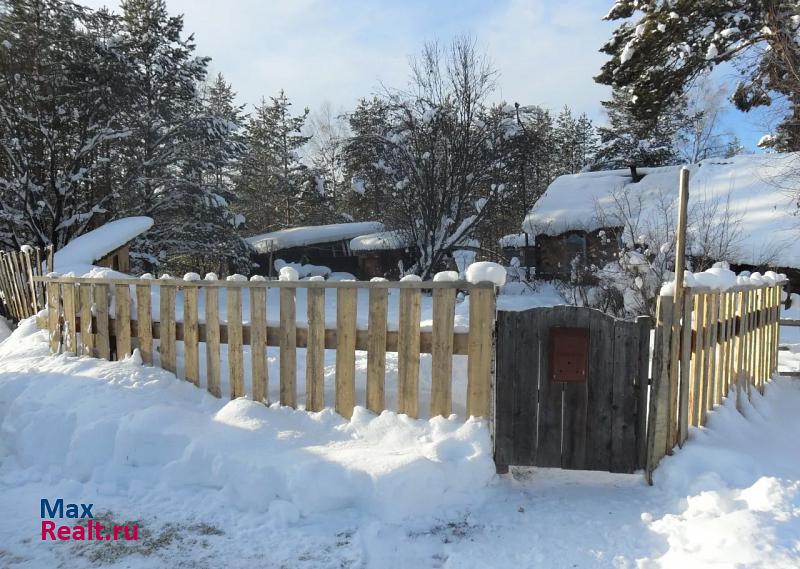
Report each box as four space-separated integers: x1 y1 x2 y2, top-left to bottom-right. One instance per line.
550 327 589 383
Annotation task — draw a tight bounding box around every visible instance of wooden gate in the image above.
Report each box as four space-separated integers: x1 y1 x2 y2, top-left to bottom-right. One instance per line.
494 306 652 474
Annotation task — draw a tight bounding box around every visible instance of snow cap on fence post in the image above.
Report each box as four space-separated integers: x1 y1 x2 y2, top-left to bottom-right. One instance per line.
226 274 247 282
183 272 201 282
204 272 218 281
433 270 459 282
278 266 299 281
399 274 422 282
465 261 506 287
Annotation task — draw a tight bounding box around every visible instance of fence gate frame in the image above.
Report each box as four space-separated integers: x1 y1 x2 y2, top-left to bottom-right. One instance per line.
493 305 652 475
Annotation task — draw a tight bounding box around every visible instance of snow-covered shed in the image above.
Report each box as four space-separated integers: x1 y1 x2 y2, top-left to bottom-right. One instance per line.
517 154 800 285
246 221 384 278
349 230 415 279
54 216 153 275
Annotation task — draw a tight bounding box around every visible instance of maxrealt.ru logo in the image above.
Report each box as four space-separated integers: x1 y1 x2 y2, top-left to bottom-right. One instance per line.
40 499 138 541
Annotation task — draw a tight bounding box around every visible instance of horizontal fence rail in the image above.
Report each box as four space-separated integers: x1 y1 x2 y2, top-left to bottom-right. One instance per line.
646 282 784 481
0 245 53 321
34 275 496 420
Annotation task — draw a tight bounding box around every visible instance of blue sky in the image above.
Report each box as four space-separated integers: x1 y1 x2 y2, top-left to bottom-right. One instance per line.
81 0 772 150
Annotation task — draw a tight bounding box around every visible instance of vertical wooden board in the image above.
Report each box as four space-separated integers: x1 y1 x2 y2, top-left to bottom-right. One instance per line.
535 309 563 468
397 288 422 418
610 319 641 473
365 287 388 414
183 287 200 385
493 310 518 468
62 283 77 354
733 290 747 412
279 288 297 407
562 307 590 471
205 287 221 397
159 284 177 374
646 295 673 482
115 284 132 359
79 283 94 357
718 292 729 395
136 284 153 365
699 293 714 424
707 292 720 409
251 287 268 403
772 286 781 375
22 250 37 313
430 288 456 417
635 315 653 470
305 287 325 411
513 309 541 466
47 281 62 353
689 293 705 426
586 309 616 472
335 288 358 419
227 287 244 398
466 287 495 418
94 284 110 360
677 292 693 446
9 253 28 317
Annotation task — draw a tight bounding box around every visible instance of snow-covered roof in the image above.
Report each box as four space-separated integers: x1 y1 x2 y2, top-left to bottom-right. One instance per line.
54 216 153 270
349 230 411 252
523 153 800 268
246 222 384 253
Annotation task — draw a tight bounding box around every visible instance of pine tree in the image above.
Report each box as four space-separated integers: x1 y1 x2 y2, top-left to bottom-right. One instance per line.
596 0 800 151
114 0 246 273
554 106 579 175
238 91 321 233
574 113 599 171
594 88 683 175
0 0 130 249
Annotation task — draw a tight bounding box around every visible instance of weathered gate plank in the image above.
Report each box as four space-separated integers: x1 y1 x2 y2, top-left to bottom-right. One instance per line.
611 320 639 473
586 309 615 471
535 308 562 468
561 306 590 471
493 310 517 471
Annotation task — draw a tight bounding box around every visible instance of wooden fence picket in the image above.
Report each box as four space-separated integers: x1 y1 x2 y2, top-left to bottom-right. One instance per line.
94 283 110 360
305 287 325 411
677 291 692 446
366 287 388 414
80 283 94 357
227 287 244 398
47 281 61 353
335 288 357 419
160 283 176 373
251 286 268 403
205 287 221 397
397 287 422 418
136 284 152 364
431 287 457 417
184 286 199 385
62 282 77 353
279 288 297 407
467 286 495 418
115 284 132 358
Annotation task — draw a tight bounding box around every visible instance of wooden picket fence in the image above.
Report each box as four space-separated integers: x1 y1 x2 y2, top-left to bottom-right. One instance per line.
0 245 53 321
646 282 784 481
34 275 496 420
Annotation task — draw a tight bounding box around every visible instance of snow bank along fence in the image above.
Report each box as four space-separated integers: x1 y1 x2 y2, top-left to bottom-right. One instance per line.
33 275 496 419
646 281 784 482
0 245 53 321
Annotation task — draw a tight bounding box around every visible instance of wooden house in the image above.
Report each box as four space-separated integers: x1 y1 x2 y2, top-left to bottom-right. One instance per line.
510 154 800 290
349 230 415 279
246 222 384 278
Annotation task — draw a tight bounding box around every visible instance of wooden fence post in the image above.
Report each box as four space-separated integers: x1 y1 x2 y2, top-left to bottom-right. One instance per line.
467 286 495 419
115 284 132 359
94 283 110 360
205 286 221 397
47 281 61 353
335 288 358 419
159 282 176 373
136 283 152 365
646 294 673 483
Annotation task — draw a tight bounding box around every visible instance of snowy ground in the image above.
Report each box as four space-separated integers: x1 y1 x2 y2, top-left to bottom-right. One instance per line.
1 317 799 568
